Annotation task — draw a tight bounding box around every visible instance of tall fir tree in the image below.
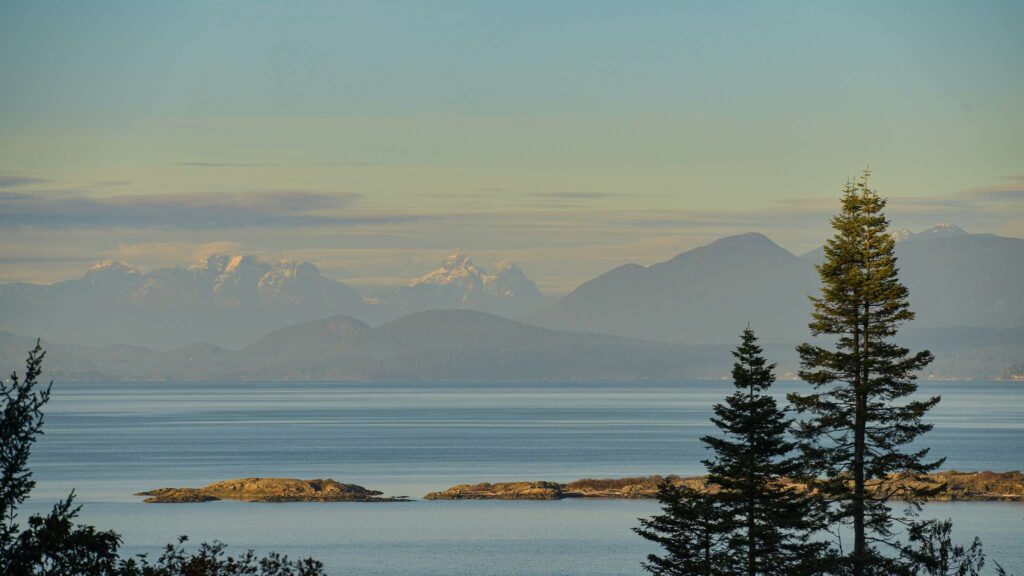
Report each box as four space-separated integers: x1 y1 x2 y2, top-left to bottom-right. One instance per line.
635 480 729 576
788 171 943 576
703 327 830 576
637 327 829 576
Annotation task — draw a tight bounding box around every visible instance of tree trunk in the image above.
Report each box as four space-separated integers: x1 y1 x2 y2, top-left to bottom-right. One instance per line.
852 309 866 576
748 381 756 576
854 298 872 576
853 390 866 576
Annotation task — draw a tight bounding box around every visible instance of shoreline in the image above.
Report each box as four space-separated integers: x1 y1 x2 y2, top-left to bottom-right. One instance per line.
136 471 1024 503
425 471 1024 501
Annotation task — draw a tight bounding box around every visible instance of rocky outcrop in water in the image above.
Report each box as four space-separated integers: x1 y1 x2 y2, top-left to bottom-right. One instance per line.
423 476 705 500
136 478 408 503
423 481 566 500
424 471 1024 501
902 470 1024 501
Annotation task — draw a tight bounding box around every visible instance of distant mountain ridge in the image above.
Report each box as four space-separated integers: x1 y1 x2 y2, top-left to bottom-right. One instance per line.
0 310 724 382
0 251 546 349
0 225 1020 376
2 312 1019 382
533 225 1024 345
0 254 366 349
370 251 544 321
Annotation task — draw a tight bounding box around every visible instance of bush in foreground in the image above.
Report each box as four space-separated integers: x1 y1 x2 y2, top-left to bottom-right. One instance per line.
0 342 326 576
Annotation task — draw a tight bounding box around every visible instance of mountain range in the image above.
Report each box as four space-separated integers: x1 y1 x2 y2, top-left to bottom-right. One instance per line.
0 251 544 349
371 251 544 322
1 224 1021 380
2 310 1018 382
0 311 719 381
533 225 1024 345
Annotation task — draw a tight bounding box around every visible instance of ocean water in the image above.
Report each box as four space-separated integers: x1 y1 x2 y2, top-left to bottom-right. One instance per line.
19 380 1024 575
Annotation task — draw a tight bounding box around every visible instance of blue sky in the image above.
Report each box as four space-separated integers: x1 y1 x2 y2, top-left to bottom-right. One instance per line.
1 1 1021 291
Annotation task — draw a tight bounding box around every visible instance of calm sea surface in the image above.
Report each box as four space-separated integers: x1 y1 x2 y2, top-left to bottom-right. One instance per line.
21 380 1024 575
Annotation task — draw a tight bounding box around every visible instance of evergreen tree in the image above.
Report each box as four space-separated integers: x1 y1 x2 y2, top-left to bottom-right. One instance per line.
637 328 829 576
903 519 984 576
788 171 943 576
703 327 830 576
0 343 50 544
1 341 123 575
635 480 728 576
1 342 327 576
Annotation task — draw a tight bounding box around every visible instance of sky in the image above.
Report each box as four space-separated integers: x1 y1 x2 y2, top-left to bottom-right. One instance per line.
1 1 1022 293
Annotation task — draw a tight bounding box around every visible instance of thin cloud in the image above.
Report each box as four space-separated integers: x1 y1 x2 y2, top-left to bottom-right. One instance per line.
964 181 1024 202
178 162 271 168
527 192 618 200
608 216 758 229
0 190 434 230
971 188 1024 201
0 175 48 188
179 161 401 168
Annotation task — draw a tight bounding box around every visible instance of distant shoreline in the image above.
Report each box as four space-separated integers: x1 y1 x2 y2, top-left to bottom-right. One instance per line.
137 471 1024 504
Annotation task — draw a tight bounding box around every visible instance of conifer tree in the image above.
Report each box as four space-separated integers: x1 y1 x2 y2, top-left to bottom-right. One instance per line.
703 327 830 576
635 481 728 576
788 171 943 576
1 343 327 576
637 328 829 576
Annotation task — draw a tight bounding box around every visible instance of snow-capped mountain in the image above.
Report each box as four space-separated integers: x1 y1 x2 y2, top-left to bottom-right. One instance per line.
0 254 365 349
893 223 970 243
78 254 363 310
82 260 143 294
373 251 544 319
0 251 545 348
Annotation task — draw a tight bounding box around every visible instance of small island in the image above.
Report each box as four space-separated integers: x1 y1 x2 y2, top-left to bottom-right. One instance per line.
136 477 409 503
424 471 1024 502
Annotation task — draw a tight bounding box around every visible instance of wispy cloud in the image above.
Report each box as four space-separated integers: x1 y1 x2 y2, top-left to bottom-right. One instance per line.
1 174 1021 290
178 161 402 168
0 190 433 229
963 177 1024 202
0 175 48 188
178 162 270 168
527 192 619 200
608 216 758 229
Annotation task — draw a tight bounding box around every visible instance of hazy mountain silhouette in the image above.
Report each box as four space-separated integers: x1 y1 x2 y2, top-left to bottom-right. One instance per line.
3 310 1018 382
534 226 1024 344
368 251 545 322
0 252 547 349
0 311 727 381
0 255 367 349
0 225 1020 378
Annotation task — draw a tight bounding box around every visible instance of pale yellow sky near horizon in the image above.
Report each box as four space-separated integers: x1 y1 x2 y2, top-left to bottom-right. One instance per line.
1 3 1022 292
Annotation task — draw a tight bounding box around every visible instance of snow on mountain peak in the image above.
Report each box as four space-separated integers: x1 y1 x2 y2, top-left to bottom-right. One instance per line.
86 260 141 277
224 255 262 274
891 229 913 242
443 250 474 269
492 260 518 274
190 254 233 273
408 251 485 287
391 251 543 313
895 223 968 243
258 260 320 289
920 223 966 236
